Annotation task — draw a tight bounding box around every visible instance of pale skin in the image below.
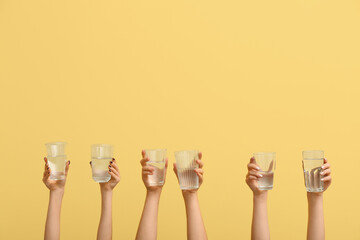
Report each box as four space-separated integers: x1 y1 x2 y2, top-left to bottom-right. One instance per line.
307 158 332 240
43 157 70 240
173 152 207 240
90 158 120 240
246 157 270 240
135 150 169 240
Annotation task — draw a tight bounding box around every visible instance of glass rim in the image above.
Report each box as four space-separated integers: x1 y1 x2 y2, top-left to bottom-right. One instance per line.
91 144 113 148
144 148 167 152
45 141 67 146
253 152 276 155
302 150 324 153
174 150 199 154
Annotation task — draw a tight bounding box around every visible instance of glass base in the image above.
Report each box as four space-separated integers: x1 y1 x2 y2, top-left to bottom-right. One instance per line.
180 186 199 190
93 176 111 183
149 181 164 186
259 186 273 190
306 188 324 192
50 172 65 180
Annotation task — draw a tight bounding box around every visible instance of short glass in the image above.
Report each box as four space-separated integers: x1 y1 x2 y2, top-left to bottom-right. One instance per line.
302 150 324 192
144 149 166 186
174 150 199 190
253 152 276 190
91 144 113 183
45 142 67 180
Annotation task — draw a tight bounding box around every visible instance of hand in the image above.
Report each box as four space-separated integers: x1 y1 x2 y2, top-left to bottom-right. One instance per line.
42 157 70 192
173 152 204 194
90 158 120 192
245 157 266 196
320 158 332 192
140 150 168 192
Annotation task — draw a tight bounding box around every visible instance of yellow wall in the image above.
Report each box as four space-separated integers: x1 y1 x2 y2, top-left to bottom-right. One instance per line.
0 0 359 239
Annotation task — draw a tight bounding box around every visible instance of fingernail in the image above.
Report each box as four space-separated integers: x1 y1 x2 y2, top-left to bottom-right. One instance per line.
256 167 260 170
110 161 113 164
47 167 49 170
320 171 324 175
259 174 263 177
112 158 115 160
321 166 325 169
109 165 111 168
68 161 70 165
89 161 91 165
109 169 111 172
321 178 324 181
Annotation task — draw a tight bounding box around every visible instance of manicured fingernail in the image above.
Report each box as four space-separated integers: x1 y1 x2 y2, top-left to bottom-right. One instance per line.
320 171 324 175
321 178 324 181
109 169 111 172
321 166 325 169
110 161 113 164
256 167 260 170
68 161 70 165
89 161 91 165
112 158 115 160
259 174 263 177
47 167 49 170
109 165 111 168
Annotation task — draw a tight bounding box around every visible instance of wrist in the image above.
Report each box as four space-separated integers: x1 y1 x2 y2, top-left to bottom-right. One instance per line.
307 192 323 200
253 191 268 201
147 188 162 197
182 190 198 200
50 188 64 195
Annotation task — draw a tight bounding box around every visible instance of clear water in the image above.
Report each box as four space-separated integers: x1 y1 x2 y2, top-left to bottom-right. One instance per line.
148 161 165 186
92 158 111 182
258 171 274 190
48 156 66 180
177 168 199 190
303 159 324 192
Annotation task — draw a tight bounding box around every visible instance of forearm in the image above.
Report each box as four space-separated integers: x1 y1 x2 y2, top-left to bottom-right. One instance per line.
97 188 113 240
251 192 269 240
44 189 64 240
307 193 324 240
183 192 207 240
136 190 161 240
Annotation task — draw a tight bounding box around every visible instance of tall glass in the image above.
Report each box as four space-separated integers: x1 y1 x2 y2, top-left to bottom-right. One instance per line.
253 152 276 190
302 150 324 192
144 149 166 186
45 142 67 180
91 144 113 183
174 150 199 190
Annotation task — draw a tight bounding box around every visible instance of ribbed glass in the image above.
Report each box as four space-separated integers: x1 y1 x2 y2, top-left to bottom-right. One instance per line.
174 150 199 190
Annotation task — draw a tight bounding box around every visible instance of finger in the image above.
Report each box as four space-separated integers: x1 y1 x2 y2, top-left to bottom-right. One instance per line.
247 163 260 171
320 168 331 176
143 170 154 175
44 157 47 164
198 152 202 160
142 150 146 158
321 175 332 182
143 166 155 172
250 157 256 164
110 159 119 172
65 161 70 176
140 158 149 167
323 158 328 164
196 159 204 169
321 162 330 170
249 170 263 178
195 168 204 175
109 169 120 181
89 161 92 167
173 163 178 175
247 175 259 181
109 164 120 176
195 169 203 181
165 158 168 169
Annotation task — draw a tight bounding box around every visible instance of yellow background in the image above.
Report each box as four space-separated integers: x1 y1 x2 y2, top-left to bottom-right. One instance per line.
0 0 359 239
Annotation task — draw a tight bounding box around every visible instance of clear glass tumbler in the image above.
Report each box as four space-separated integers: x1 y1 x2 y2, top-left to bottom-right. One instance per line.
174 150 199 190
253 152 276 190
302 150 324 192
91 144 113 183
45 142 67 180
144 149 166 186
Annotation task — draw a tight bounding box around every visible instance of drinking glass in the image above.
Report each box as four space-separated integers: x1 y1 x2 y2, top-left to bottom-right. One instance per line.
174 150 199 190
253 152 276 190
91 144 113 182
45 142 67 180
302 150 324 192
144 149 166 186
